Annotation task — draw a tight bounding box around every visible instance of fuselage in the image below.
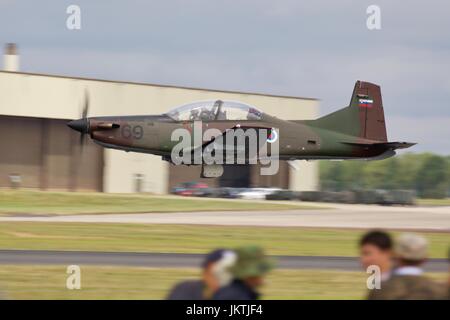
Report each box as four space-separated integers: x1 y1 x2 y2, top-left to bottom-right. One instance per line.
68 84 415 168
87 113 393 162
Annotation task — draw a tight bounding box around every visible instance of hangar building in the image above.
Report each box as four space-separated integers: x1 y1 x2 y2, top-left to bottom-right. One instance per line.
0 44 319 194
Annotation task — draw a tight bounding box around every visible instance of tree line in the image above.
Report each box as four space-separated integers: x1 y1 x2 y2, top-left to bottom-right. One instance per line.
319 153 450 198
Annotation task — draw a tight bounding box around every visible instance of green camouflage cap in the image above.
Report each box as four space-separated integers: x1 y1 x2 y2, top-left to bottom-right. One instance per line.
395 233 428 261
230 246 275 279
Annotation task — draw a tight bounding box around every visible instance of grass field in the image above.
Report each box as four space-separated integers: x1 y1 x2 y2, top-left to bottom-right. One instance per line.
0 266 370 300
0 190 314 215
0 266 446 300
0 222 448 258
0 221 448 300
417 198 450 206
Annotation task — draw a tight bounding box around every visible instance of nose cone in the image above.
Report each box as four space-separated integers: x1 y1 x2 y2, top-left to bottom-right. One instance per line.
67 118 88 133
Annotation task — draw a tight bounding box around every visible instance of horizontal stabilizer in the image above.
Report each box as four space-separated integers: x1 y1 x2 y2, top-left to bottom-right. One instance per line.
375 142 416 149
342 141 416 150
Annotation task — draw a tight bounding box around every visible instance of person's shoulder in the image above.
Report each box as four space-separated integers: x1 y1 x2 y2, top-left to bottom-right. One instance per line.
167 280 204 300
367 276 408 300
387 274 433 290
213 282 252 300
413 276 448 299
381 274 410 288
170 279 202 290
399 274 441 288
372 275 446 300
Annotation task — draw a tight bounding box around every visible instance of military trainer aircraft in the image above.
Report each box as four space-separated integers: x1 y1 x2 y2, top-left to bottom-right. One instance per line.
68 81 415 177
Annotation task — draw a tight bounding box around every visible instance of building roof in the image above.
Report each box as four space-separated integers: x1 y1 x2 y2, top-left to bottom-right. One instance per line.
0 70 318 101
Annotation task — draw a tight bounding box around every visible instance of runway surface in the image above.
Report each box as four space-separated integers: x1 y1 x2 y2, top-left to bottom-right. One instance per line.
0 203 449 230
0 250 447 271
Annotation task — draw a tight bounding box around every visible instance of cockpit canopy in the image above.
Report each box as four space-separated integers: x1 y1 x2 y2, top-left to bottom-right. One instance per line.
166 100 263 121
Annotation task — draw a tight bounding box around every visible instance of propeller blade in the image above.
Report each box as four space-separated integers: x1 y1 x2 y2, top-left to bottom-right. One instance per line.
79 89 90 150
79 132 85 145
82 90 89 119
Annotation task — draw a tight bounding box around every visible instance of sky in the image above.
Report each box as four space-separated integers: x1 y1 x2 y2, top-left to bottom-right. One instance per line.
0 0 449 154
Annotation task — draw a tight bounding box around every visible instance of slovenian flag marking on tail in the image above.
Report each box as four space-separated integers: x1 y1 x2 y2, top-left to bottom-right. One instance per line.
358 98 373 108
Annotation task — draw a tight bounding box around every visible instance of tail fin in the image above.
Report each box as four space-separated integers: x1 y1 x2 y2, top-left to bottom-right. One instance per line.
312 81 387 142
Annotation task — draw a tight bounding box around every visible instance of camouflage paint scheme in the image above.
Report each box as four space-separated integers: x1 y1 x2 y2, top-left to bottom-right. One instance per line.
68 81 415 166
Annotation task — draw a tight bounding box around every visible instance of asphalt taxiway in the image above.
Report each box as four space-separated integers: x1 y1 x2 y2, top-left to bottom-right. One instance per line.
0 203 449 230
0 250 447 271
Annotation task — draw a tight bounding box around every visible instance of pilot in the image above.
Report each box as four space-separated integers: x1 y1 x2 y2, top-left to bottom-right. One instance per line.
199 108 213 121
167 249 237 300
247 107 262 120
189 109 200 121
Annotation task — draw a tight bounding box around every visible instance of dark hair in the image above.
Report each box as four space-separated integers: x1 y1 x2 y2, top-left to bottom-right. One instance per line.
359 230 393 251
202 249 227 268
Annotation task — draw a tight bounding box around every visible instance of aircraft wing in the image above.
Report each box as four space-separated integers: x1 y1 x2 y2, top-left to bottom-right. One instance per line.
187 125 273 157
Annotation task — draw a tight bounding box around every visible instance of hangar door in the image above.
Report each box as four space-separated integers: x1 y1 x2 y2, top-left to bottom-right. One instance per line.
0 115 103 191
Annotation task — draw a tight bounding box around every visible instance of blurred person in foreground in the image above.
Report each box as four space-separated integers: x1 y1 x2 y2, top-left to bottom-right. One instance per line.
213 246 274 300
368 233 446 300
167 249 237 300
359 230 394 284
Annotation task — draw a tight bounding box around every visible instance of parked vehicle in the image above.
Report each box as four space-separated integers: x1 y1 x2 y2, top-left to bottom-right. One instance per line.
299 189 416 205
171 182 210 197
266 190 299 201
238 188 281 200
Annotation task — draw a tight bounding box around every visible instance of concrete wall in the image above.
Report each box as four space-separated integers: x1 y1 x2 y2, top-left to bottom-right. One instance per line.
0 71 319 193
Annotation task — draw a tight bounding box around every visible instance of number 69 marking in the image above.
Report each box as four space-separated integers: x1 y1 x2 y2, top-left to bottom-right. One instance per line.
122 125 143 140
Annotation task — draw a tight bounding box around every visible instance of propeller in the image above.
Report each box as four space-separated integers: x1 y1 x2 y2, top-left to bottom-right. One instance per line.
79 90 89 146
67 89 90 149
82 89 89 118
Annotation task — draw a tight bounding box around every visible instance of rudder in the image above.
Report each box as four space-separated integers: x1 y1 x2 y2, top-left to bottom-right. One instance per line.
311 81 387 142
350 81 387 142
